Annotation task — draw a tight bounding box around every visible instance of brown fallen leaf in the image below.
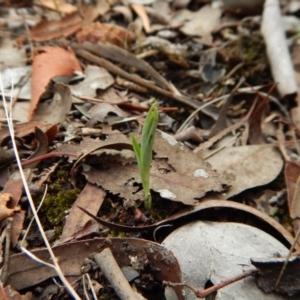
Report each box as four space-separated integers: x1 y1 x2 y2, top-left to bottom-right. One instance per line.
204 145 283 200
58 183 105 243
174 126 205 143
0 147 15 166
82 131 233 205
39 0 77 13
55 134 131 162
7 238 183 300
3 170 30 246
131 4 151 33
30 12 83 42
30 46 82 120
70 65 115 99
0 192 20 223
0 121 52 143
0 285 32 300
79 199 296 249
25 127 48 169
177 5 221 45
87 102 129 126
33 83 73 124
76 23 135 49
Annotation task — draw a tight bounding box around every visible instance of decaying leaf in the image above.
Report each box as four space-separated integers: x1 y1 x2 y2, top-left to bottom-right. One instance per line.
78 199 296 247
177 5 221 44
30 46 82 120
0 121 52 143
0 192 20 223
0 285 32 300
30 12 83 42
87 102 129 125
251 255 300 296
24 127 48 169
0 38 26 68
204 145 283 199
162 221 291 300
59 183 105 243
70 65 114 99
38 0 77 13
3 170 30 246
82 131 233 205
54 134 131 162
33 83 73 124
131 4 151 33
76 23 135 49
7 238 183 300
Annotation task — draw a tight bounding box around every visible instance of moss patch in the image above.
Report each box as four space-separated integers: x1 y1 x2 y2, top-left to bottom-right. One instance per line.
41 169 80 227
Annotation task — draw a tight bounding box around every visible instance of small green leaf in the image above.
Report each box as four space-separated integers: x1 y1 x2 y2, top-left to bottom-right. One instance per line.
131 102 159 210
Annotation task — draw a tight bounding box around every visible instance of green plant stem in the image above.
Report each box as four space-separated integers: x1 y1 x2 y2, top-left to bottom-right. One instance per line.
131 101 158 210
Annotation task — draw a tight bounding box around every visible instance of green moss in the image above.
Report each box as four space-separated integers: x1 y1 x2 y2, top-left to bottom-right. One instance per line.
42 188 80 226
110 230 125 238
40 169 80 226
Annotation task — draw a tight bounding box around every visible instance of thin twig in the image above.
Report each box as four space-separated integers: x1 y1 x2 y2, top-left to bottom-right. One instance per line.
275 226 300 289
164 268 257 298
71 45 201 109
20 185 48 247
195 268 257 298
0 218 13 284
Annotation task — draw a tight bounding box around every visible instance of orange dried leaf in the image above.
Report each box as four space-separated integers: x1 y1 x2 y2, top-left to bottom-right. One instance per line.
0 192 20 223
30 46 82 120
76 23 135 49
39 0 77 14
30 12 83 42
131 4 151 33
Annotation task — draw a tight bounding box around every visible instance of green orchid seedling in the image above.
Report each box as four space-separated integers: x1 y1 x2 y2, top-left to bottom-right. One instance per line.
131 102 159 210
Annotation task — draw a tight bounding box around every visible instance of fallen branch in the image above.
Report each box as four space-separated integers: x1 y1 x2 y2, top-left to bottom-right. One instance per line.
94 247 144 300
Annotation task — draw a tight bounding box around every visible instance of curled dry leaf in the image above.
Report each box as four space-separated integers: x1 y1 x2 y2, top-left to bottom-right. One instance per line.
24 127 49 169
33 83 73 124
30 47 82 121
0 192 20 223
76 23 135 49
